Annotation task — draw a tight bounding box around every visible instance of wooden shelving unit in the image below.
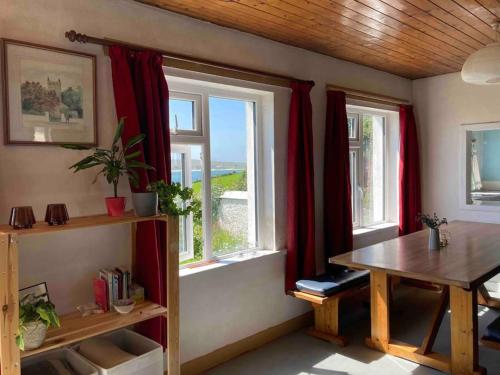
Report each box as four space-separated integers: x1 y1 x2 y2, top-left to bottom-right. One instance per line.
0 212 180 375
20 300 168 359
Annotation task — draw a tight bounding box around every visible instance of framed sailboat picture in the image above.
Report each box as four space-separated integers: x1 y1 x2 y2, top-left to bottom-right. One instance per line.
2 39 97 145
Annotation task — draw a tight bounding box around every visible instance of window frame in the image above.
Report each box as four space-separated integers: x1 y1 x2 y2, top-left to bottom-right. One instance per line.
171 144 195 262
169 79 264 265
169 91 203 136
348 107 389 229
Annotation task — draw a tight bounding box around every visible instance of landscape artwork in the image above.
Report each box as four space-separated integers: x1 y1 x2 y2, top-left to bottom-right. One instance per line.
21 60 84 126
2 40 97 145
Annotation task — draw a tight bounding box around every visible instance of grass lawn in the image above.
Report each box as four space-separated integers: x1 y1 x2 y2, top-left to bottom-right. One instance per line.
181 170 247 265
192 171 245 196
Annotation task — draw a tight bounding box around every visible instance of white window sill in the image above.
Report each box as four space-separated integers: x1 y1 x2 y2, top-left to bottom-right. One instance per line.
353 222 399 250
353 222 399 237
179 249 283 278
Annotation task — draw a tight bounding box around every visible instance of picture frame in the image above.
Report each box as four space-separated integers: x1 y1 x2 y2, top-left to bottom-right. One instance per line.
2 39 97 146
19 282 50 303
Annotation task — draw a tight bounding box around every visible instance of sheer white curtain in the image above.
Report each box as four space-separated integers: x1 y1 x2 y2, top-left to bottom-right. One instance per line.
471 139 482 191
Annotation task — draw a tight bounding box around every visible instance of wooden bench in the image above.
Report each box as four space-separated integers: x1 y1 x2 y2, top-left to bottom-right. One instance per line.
480 315 500 351
289 269 369 346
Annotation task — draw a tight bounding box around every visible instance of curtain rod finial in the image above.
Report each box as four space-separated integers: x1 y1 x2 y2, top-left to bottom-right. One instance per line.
65 30 88 44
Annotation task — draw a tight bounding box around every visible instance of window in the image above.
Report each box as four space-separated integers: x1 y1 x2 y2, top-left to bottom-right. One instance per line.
169 92 202 135
348 107 388 228
168 79 262 264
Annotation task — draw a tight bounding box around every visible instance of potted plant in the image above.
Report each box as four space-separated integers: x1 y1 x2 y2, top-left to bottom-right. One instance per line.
63 118 154 217
418 213 448 250
17 294 60 351
132 190 159 217
147 181 201 218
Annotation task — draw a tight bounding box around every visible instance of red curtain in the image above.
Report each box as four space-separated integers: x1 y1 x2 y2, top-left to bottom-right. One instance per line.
324 91 352 271
285 81 316 291
109 46 171 347
399 104 422 235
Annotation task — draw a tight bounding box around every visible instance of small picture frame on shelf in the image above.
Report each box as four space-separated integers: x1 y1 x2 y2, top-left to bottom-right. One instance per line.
2 39 97 146
20 282 50 303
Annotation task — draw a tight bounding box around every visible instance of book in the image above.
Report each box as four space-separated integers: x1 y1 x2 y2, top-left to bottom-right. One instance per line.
111 270 120 304
93 278 108 312
99 269 113 309
116 266 130 299
115 268 124 300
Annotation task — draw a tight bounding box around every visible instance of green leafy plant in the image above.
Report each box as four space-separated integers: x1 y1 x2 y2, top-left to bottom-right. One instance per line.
16 294 60 350
147 181 201 219
418 213 448 229
62 117 154 197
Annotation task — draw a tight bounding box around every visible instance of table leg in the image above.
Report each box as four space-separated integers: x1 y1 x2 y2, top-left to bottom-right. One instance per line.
365 272 451 374
450 286 485 375
368 270 390 351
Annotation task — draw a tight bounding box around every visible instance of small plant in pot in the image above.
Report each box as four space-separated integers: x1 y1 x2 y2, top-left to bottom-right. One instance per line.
147 181 201 218
17 294 60 351
418 213 448 250
63 118 154 217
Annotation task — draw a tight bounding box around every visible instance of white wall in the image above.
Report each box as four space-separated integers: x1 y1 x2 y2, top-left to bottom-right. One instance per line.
0 0 412 363
413 73 500 223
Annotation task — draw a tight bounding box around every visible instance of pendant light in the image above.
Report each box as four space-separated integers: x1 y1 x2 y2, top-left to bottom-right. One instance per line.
461 21 500 85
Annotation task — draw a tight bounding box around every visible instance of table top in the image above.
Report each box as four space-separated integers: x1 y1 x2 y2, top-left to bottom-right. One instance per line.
330 221 500 289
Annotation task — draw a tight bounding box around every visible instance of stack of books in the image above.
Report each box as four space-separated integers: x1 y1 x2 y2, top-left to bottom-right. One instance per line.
93 267 131 312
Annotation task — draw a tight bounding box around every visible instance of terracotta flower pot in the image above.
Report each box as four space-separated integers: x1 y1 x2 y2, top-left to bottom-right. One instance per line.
105 197 126 217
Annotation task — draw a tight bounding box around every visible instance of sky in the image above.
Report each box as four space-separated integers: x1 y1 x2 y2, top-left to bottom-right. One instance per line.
169 96 250 164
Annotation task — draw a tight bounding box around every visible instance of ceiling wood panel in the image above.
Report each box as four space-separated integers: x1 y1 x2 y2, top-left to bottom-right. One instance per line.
136 0 500 79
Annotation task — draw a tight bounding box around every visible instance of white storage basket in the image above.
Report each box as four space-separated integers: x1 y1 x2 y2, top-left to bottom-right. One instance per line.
75 329 163 375
22 348 98 375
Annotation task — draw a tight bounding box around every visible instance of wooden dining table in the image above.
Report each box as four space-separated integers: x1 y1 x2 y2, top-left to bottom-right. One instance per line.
330 221 500 375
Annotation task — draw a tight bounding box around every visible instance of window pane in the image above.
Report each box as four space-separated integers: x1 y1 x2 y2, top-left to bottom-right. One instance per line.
347 114 358 140
361 115 385 225
171 145 204 264
349 150 357 225
209 97 256 256
169 99 195 132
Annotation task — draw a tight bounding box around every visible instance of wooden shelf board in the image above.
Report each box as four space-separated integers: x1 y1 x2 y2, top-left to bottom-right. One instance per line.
20 300 167 358
0 212 167 236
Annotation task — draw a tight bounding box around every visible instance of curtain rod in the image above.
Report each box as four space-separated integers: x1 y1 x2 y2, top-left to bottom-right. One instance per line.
65 30 311 88
326 84 410 106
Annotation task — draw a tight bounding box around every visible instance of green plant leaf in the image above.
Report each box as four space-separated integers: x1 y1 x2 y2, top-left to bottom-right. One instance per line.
69 155 96 170
61 144 91 150
127 160 155 170
74 161 102 171
36 307 51 326
129 174 139 188
125 134 145 150
124 150 141 160
113 117 125 146
16 334 24 351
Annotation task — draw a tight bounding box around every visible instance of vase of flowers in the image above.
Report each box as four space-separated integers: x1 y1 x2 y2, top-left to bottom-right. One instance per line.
63 118 154 217
419 213 448 250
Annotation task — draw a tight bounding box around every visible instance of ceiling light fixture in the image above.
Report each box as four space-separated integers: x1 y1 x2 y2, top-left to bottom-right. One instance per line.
461 21 500 85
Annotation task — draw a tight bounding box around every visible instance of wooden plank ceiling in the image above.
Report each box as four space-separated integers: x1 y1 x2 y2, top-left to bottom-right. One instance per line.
136 0 500 79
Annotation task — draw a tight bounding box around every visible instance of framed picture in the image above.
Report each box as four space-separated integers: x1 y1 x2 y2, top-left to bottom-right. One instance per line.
2 39 97 145
19 282 50 303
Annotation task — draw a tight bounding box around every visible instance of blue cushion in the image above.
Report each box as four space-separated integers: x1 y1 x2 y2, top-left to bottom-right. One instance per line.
485 316 500 342
296 269 369 297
